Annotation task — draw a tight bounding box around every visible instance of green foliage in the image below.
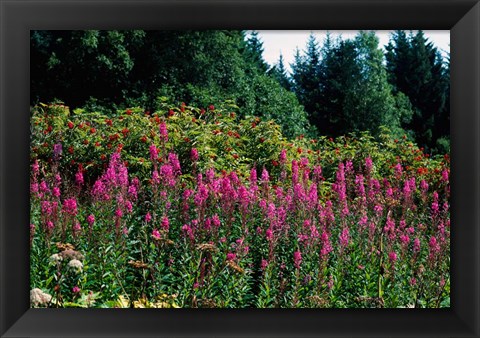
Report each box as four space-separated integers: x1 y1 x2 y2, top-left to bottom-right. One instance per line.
31 30 311 138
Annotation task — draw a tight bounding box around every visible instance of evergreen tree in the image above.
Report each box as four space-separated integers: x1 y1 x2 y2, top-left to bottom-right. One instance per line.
385 30 449 152
243 31 269 73
269 54 292 91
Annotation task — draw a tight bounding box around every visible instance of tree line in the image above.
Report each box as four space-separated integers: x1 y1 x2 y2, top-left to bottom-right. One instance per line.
31 30 450 153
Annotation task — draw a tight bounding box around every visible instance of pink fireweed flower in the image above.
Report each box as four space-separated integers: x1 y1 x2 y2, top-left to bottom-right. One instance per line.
293 251 302 269
260 259 269 270
249 168 257 184
238 186 250 209
259 199 267 210
441 169 449 183
261 168 270 183
410 277 417 286
420 180 429 193
206 168 215 182
63 198 78 216
310 224 319 239
30 182 39 194
128 184 137 200
149 144 158 161
226 252 236 261
86 214 95 226
320 231 333 257
32 160 40 175
159 122 168 141
386 187 394 198
300 157 309 168
374 205 383 217
145 212 152 223
403 180 411 199
413 238 421 253
73 222 81 232
152 170 160 185
46 221 54 230
267 203 276 220
52 187 61 198
400 234 410 246
394 163 403 178
116 164 129 187
75 170 84 186
152 229 161 240
72 286 81 294
279 149 287 165
55 174 62 185
115 208 123 218
298 234 309 242
313 165 323 182
355 175 366 197
293 183 306 202
161 216 169 231
92 179 106 198
53 143 62 159
190 148 199 162
408 177 416 191
389 251 398 263
291 160 299 184
41 201 53 215
229 171 240 186
131 177 140 189
308 184 318 208
194 184 209 207
265 228 274 241
327 275 334 290
384 217 396 241
345 160 354 176
339 227 350 248
336 162 346 185
40 180 50 193
365 157 373 174
429 236 440 255
212 214 221 227
125 201 133 214
168 153 181 175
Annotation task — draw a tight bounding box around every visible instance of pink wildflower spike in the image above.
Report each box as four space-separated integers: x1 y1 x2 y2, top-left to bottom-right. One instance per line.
149 144 158 161
226 252 236 261
261 168 270 183
152 229 161 240
86 214 95 226
389 251 398 263
339 227 350 248
413 238 421 253
191 148 199 162
365 157 373 174
160 216 169 231
159 122 168 141
279 149 287 165
293 251 302 269
75 169 84 186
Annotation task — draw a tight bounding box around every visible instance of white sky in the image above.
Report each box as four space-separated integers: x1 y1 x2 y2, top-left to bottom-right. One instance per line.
255 30 450 73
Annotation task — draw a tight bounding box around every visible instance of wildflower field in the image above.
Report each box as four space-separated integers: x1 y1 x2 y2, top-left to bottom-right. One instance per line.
30 102 450 308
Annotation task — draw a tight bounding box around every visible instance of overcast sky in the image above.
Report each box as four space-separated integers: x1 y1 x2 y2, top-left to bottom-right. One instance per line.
254 30 450 73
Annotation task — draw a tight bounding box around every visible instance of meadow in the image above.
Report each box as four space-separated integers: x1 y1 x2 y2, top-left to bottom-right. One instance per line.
29 101 450 308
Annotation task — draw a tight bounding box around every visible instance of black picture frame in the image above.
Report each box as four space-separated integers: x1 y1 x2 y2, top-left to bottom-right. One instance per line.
1 0 479 337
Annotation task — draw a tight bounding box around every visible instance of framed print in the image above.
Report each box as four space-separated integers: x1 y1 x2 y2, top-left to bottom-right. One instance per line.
1 0 479 337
